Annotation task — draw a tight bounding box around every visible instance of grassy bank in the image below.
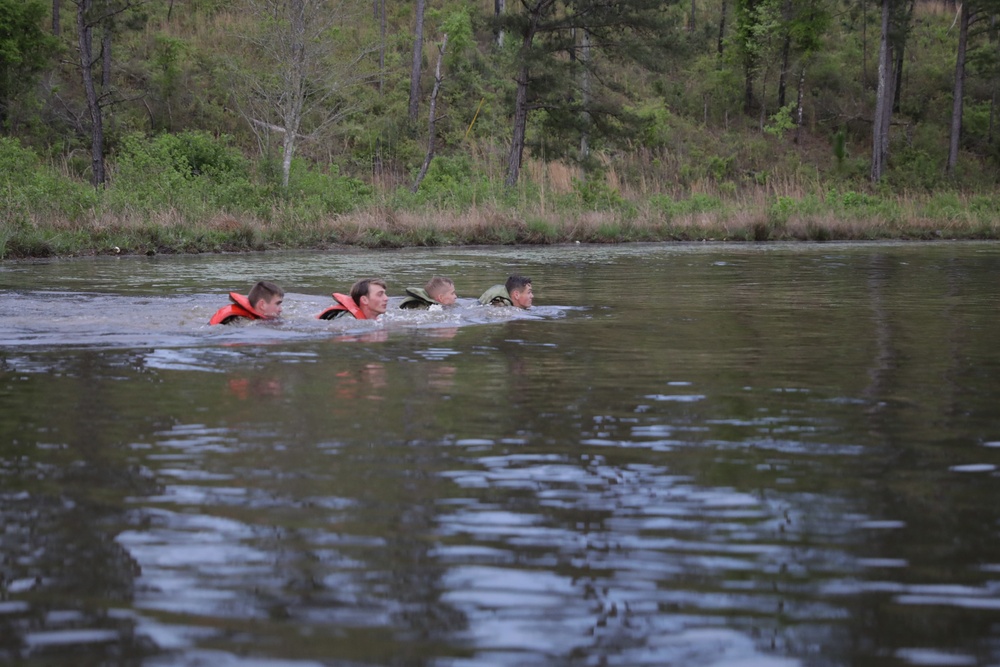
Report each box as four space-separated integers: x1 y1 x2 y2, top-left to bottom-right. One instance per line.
5 192 999 260
3 134 1000 260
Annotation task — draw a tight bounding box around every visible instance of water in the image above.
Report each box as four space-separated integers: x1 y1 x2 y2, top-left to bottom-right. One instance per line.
1 242 1000 667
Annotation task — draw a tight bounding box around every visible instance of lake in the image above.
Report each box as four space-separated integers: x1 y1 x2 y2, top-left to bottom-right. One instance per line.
2 242 999 667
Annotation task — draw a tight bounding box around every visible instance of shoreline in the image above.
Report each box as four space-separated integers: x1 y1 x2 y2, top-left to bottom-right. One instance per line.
4 205 999 260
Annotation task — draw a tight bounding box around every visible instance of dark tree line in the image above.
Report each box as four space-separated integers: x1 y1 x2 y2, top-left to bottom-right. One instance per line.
4 0 1000 189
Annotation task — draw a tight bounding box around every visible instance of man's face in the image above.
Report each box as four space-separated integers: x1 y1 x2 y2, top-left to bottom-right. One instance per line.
510 283 533 309
363 284 389 315
434 285 457 306
257 295 283 319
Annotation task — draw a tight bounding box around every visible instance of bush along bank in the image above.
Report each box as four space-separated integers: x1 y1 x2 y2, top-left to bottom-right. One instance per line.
3 135 1000 260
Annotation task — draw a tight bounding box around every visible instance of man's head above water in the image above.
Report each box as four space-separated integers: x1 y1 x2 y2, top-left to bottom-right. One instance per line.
504 275 534 309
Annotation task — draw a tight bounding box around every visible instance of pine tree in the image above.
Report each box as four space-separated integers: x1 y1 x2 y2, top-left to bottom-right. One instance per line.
498 0 681 186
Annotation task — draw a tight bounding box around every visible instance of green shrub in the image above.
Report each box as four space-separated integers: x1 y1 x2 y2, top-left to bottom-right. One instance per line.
572 178 626 211
287 159 373 215
412 155 479 207
0 137 98 221
525 216 558 242
922 192 964 221
768 196 796 224
109 131 257 216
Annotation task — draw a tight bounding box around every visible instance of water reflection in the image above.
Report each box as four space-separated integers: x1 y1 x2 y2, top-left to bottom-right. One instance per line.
2 243 1000 665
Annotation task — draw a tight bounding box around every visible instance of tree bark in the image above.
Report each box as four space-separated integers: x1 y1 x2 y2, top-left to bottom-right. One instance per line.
495 0 505 47
52 0 61 35
794 64 805 143
862 0 868 88
77 0 105 187
102 28 112 89
777 32 790 108
505 62 530 187
777 0 792 108
947 2 970 176
413 34 448 192
579 28 591 171
280 0 307 189
871 0 891 182
504 0 550 187
408 0 426 123
992 15 998 143
718 0 727 55
892 0 914 112
378 0 385 94
688 0 696 32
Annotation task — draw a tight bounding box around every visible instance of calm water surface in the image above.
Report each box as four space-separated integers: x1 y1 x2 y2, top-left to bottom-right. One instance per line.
1 242 1000 667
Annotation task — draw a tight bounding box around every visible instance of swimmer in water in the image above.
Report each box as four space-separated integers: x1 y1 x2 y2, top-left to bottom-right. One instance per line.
399 276 458 310
478 275 533 309
317 278 389 320
209 281 284 325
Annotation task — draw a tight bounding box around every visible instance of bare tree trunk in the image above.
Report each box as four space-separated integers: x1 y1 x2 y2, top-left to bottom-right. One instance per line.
777 0 791 108
947 3 970 176
777 33 790 108
52 0 61 35
495 0 505 47
892 0 914 112
992 16 998 143
413 34 448 192
862 0 868 88
794 65 805 143
281 0 307 189
744 63 755 115
504 0 549 187
758 76 767 132
378 0 385 94
408 0 426 123
871 0 891 182
688 0 696 32
718 0 727 55
505 62 530 187
102 29 112 89
579 28 591 172
77 0 105 186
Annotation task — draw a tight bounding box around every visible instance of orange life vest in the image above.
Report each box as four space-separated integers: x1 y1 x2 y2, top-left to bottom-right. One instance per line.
317 293 366 320
209 292 264 326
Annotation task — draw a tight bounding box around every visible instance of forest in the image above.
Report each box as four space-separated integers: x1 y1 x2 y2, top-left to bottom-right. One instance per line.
2 0 1000 257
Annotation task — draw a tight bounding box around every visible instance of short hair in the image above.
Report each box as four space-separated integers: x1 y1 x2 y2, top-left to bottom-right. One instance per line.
248 281 283 305
505 275 532 294
424 276 454 298
350 278 387 306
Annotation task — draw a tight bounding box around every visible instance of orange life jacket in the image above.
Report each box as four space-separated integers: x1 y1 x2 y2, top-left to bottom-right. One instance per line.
317 293 366 320
209 292 264 326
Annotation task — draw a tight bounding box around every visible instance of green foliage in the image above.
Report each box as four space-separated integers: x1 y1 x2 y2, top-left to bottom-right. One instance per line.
921 192 965 221
436 8 473 58
649 193 724 218
768 195 795 223
635 102 674 148
833 128 846 165
286 159 373 215
2 0 1000 257
886 146 941 191
110 131 255 215
764 104 795 137
572 178 626 211
0 0 59 128
525 217 558 242
0 137 98 222
681 56 743 124
707 155 735 181
411 155 482 207
834 189 901 221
